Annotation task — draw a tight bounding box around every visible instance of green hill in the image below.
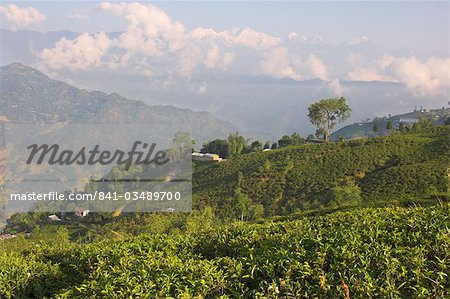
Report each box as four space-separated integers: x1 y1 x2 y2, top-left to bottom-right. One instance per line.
1 126 449 298
193 126 449 218
331 108 450 140
7 126 446 227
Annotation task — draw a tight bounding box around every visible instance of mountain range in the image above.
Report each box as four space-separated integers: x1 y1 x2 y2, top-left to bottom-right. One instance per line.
0 63 238 146
1 28 448 138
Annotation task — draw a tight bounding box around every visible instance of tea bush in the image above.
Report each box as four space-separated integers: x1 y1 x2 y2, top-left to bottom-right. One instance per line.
1 204 449 298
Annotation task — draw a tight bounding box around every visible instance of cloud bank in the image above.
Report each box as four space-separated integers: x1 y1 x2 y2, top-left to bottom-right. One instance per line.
0 4 46 27
34 2 449 97
348 55 450 96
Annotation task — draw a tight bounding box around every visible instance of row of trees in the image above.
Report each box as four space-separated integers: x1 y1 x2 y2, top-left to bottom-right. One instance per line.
373 117 435 133
198 97 351 158
199 97 352 158
200 133 269 159
200 132 308 159
202 97 442 159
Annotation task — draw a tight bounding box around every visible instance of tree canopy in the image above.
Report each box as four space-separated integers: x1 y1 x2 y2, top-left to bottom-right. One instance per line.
308 97 351 142
201 139 230 158
227 132 247 158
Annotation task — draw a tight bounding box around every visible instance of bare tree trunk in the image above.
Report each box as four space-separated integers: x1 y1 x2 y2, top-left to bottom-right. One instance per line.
325 120 331 143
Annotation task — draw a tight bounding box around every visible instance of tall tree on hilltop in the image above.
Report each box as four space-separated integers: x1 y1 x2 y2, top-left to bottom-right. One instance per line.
201 139 229 158
373 120 379 132
386 120 393 131
308 97 351 142
170 132 194 160
227 132 247 157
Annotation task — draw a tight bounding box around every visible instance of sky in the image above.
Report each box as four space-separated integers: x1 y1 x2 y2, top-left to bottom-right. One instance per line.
1 1 448 55
0 1 449 136
1 1 447 82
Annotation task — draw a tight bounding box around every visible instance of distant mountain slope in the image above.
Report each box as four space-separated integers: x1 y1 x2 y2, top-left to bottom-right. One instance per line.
0 63 238 145
3 29 447 138
332 108 450 140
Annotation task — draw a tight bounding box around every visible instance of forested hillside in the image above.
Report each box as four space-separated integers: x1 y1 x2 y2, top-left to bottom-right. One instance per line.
193 126 449 218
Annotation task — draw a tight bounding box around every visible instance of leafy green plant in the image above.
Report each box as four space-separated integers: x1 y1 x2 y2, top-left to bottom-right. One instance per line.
1 204 449 298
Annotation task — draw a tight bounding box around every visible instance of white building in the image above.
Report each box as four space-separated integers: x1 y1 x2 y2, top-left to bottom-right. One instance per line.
48 214 61 221
192 152 223 162
399 117 419 124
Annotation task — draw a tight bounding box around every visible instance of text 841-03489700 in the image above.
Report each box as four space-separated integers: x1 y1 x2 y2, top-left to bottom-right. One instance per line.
96 191 182 201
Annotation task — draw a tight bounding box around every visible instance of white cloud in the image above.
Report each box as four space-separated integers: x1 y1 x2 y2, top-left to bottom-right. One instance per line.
96 3 244 76
387 56 450 96
197 81 207 94
347 54 450 96
379 54 396 68
346 53 365 68
306 55 328 80
39 32 112 70
260 47 302 80
177 44 202 77
69 13 89 20
0 4 46 27
204 44 235 70
326 79 344 96
347 53 396 81
100 2 187 56
260 50 333 82
347 67 393 82
204 45 220 69
36 1 447 96
40 2 280 77
40 2 191 75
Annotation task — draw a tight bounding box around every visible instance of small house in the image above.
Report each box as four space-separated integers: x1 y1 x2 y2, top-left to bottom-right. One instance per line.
192 152 223 162
0 233 16 240
399 117 419 124
75 207 90 217
48 214 61 221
